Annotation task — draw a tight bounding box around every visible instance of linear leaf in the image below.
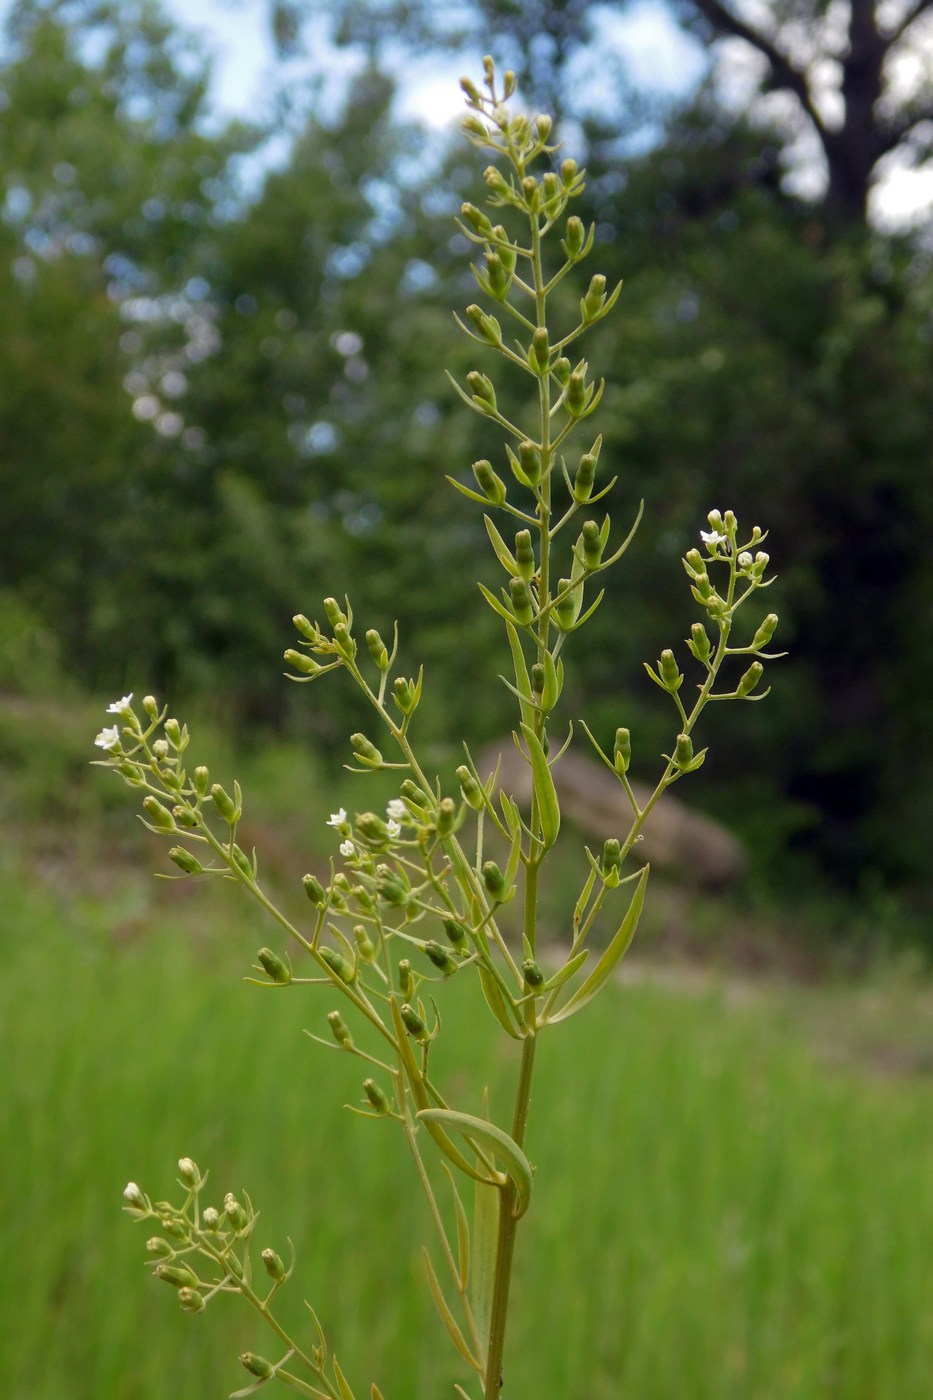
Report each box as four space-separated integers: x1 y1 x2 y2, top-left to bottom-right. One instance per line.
422 1248 482 1372
332 1357 356 1400
548 864 649 1022
520 723 560 850
484 516 520 576
417 1109 533 1218
471 1156 499 1371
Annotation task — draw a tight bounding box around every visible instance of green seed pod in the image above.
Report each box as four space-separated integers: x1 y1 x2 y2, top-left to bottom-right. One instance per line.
169 846 203 875
573 453 596 502
146 1236 174 1258
566 369 589 416
398 958 415 1000
261 1248 286 1282
514 529 536 580
425 940 458 975
482 860 506 898
442 917 469 949
564 215 585 258
436 796 457 836
659 649 683 691
177 1157 201 1188
614 727 631 775
319 946 355 984
143 796 176 832
466 371 497 413
303 873 326 907
602 838 622 877
193 765 210 795
400 1002 428 1040
240 1354 275 1380
177 1287 205 1314
674 733 695 770
751 614 778 650
581 274 607 322
472 459 507 505
365 629 389 670
581 520 603 569
350 733 383 765
210 783 238 824
224 1194 248 1231
327 1009 353 1049
363 1078 391 1114
323 597 346 629
456 765 485 810
529 327 550 375
737 661 764 697
689 622 711 665
522 959 545 988
518 440 541 485
156 1262 200 1290
293 613 318 641
461 202 493 236
257 947 291 985
509 576 535 626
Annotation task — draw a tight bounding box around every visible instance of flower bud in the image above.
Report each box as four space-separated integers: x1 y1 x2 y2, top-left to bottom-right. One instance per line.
202 1207 220 1231
529 327 550 375
466 371 497 413
356 811 389 843
425 940 458 975
465 303 502 346
363 1078 391 1114
143 796 176 832
240 1354 275 1380
564 215 585 258
484 250 510 300
689 622 711 665
614 727 631 775
146 1236 174 1257
573 453 596 502
460 76 482 103
152 739 170 761
456 765 485 810
400 1002 428 1040
553 357 571 386
400 779 428 807
397 958 415 1000
177 1287 205 1313
192 764 209 795
461 202 493 237
142 695 159 718
350 733 383 766
164 717 182 747
509 576 535 626
393 676 416 714
566 369 589 416
683 547 704 575
561 158 578 187
261 1248 286 1282
522 959 545 988
224 1194 248 1231
284 648 321 676
521 175 539 211
581 274 607 322
169 846 203 875
303 873 326 907
435 796 457 837
210 783 238 824
472 459 507 505
692 570 713 600
751 614 778 650
674 733 694 770
332 621 355 659
443 918 469 949
659 649 683 691
177 1157 201 1188
257 947 291 985
518 440 541 485
482 165 510 198
503 69 517 96
156 1262 199 1289
514 530 535 580
542 170 561 207
319 946 355 984
377 870 408 907
581 520 602 569
161 1215 187 1239
737 661 764 697
602 838 623 878
293 613 318 641
531 663 545 697
553 579 578 631
482 860 506 898
323 596 347 629
535 113 552 142
172 805 198 830
354 923 376 961
327 1009 353 1049
365 628 389 670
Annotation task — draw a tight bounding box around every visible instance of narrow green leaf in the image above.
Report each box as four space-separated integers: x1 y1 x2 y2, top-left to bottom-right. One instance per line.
422 1248 482 1372
541 947 590 994
332 1357 356 1400
477 962 523 1040
417 1109 534 1218
471 1154 499 1370
520 723 560 850
477 582 517 625
548 864 650 1023
484 516 520 576
504 619 535 729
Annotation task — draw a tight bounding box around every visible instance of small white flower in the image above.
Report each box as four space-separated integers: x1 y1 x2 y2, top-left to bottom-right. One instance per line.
123 1181 146 1207
386 819 402 839
386 799 407 823
700 529 726 547
327 808 347 828
106 693 134 715
339 839 355 857
95 726 121 750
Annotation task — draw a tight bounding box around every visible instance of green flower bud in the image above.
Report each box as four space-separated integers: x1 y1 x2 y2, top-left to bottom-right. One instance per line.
332 621 355 659
689 622 711 664
142 695 159 719
553 578 578 631
393 676 416 714
400 779 429 808
659 649 683 691
240 1354 275 1380
327 1009 353 1049
156 1262 199 1289
484 250 510 300
581 274 607 322
146 1236 174 1258
293 613 318 641
692 570 713 601
518 440 541 485
492 229 517 273
737 661 764 697
142 796 176 832
435 796 457 837
509 576 535 626
573 453 596 502
482 860 506 898
535 113 553 142
177 1157 201 1188
602 838 623 878
465 303 502 346
319 946 356 984
169 846 203 875
365 628 389 671
424 940 458 975
261 1248 286 1282
350 733 383 766
397 958 415 1000
160 1216 187 1239
303 873 326 907
467 371 497 413
683 547 704 576
177 1287 205 1313
614 727 631 775
257 947 291 985
400 1002 428 1040
194 765 210 795
224 1194 248 1232
377 870 408 907
529 327 550 375
456 765 485 810
459 76 482 103
564 215 585 258
562 158 580 188
514 529 536 580
553 357 572 386
442 917 469 949
172 805 198 829
581 520 602 569
521 175 539 211
356 811 389 843
530 663 545 696
567 369 589 416
542 170 561 207
363 1078 391 1114
461 202 493 236
472 459 507 505
354 923 376 961
116 761 145 785
482 165 510 198
522 958 545 988
164 717 182 747
503 68 517 97
210 783 238 824
674 733 695 770
751 614 778 650
323 597 347 629
284 648 322 676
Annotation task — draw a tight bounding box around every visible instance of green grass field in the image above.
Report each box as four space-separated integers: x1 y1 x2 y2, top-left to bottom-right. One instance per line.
2 862 932 1400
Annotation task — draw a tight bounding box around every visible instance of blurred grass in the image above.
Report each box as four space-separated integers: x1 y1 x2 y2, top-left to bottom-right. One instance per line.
2 861 932 1400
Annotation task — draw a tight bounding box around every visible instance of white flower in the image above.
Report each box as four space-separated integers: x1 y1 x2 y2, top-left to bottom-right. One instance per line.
106 693 134 715
339 839 355 857
386 819 402 839
123 1182 146 1207
700 529 726 547
327 808 347 828
95 726 121 750
386 799 407 823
